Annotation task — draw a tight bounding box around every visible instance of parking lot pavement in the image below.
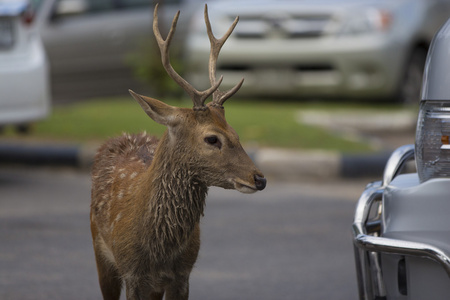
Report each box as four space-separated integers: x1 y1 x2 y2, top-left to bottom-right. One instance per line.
0 167 364 300
0 168 95 300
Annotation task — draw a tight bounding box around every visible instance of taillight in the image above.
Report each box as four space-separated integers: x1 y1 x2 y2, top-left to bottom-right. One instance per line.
21 7 34 26
415 101 450 182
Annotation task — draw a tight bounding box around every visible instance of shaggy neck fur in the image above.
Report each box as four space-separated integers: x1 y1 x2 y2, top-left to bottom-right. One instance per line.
139 133 208 263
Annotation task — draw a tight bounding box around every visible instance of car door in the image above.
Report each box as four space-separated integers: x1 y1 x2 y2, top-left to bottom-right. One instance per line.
39 0 154 75
36 0 198 100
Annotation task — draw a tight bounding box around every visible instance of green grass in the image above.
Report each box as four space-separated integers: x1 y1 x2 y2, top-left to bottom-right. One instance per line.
4 97 407 152
225 101 368 151
34 98 168 142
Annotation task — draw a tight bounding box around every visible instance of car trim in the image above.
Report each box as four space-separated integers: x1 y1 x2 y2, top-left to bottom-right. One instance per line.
352 144 450 299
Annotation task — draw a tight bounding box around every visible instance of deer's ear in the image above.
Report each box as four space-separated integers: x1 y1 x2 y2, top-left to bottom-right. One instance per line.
129 90 180 127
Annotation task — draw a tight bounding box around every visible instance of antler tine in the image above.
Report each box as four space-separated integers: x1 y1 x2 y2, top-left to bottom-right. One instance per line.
153 4 222 110
204 4 244 107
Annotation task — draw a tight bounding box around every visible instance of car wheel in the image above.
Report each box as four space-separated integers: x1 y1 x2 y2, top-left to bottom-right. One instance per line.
16 124 31 135
398 48 427 105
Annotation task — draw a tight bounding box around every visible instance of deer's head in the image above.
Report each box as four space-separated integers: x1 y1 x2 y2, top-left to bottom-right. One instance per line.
129 4 266 193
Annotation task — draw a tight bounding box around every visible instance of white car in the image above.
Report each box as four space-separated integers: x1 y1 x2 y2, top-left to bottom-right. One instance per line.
0 0 50 131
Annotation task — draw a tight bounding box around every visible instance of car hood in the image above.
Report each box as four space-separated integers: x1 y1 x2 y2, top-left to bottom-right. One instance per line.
206 0 405 14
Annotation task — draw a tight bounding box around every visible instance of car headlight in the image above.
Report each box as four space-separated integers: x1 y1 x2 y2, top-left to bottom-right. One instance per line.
415 101 450 182
415 18 450 183
339 8 392 36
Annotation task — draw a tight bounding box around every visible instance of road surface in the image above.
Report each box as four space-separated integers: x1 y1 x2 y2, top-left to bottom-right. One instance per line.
0 167 367 299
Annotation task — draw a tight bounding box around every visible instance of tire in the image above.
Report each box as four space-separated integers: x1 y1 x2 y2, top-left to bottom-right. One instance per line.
398 48 427 105
16 124 32 135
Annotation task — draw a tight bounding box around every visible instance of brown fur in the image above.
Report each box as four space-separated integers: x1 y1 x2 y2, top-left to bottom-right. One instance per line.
91 103 265 299
91 131 206 299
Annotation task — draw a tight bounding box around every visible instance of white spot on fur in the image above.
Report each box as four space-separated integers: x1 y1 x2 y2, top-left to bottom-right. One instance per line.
97 237 116 266
127 184 135 194
110 212 123 233
120 173 126 179
115 212 122 223
130 172 138 179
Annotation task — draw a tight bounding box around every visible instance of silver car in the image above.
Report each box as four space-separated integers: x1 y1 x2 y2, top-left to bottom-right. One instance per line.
0 0 51 130
34 0 204 101
186 0 450 103
353 18 450 299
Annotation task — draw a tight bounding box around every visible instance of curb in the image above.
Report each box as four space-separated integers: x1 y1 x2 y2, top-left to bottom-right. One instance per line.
0 143 79 167
254 148 390 180
0 142 391 180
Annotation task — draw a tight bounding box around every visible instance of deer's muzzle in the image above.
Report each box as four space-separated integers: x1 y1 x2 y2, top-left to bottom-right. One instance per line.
254 174 267 191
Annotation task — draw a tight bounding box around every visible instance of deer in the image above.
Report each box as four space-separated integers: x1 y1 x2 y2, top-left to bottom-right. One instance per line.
90 4 266 300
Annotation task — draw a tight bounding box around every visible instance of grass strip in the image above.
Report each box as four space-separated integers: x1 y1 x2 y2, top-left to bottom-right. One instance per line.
5 97 401 153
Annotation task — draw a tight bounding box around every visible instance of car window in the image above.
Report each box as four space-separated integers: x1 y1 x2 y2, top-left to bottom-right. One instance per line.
63 0 112 13
30 0 45 11
49 0 185 23
88 0 113 12
50 0 184 20
51 0 114 19
115 0 183 9
53 0 182 15
117 0 153 9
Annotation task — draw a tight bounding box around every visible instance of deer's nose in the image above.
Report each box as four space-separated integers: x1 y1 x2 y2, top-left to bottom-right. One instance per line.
254 174 266 191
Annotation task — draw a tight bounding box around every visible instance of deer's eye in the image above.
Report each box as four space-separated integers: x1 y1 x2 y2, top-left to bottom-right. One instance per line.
204 135 222 149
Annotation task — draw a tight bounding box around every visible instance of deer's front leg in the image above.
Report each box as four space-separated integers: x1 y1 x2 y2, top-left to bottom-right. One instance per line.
124 280 141 300
149 291 164 300
124 278 160 300
124 274 166 300
165 276 190 300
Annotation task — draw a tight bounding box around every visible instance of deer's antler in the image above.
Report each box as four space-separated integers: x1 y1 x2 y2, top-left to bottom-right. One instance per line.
204 4 244 108
153 4 223 111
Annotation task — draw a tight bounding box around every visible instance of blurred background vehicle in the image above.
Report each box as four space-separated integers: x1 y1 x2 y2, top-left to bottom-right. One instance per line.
34 0 203 101
0 0 51 132
186 0 450 104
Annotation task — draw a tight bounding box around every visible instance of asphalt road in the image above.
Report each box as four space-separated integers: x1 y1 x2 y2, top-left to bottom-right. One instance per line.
0 167 367 300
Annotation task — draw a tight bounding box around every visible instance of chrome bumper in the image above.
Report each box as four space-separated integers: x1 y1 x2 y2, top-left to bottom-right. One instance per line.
352 144 450 299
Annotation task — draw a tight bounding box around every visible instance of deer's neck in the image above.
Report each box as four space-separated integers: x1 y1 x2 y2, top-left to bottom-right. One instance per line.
140 135 207 260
